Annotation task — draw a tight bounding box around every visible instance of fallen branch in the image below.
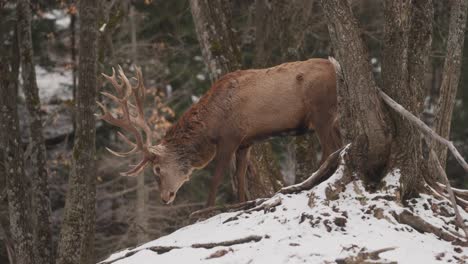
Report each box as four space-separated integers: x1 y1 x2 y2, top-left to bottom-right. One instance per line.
378 88 468 173
392 210 467 246
279 147 343 194
429 150 468 239
437 182 468 200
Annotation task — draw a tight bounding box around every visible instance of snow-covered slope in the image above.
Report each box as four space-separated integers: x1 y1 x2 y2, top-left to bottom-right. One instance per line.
100 165 468 264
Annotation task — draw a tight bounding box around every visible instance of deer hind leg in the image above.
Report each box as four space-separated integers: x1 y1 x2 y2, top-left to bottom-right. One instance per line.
206 141 239 207
315 122 341 165
235 146 251 203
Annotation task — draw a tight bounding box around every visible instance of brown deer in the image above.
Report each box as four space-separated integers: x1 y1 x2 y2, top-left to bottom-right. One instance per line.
97 58 341 207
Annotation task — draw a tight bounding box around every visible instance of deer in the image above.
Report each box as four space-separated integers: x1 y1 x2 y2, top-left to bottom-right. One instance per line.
97 58 342 207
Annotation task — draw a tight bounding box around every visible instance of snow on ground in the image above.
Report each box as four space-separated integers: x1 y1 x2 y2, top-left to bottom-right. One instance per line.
100 164 468 264
35 66 73 103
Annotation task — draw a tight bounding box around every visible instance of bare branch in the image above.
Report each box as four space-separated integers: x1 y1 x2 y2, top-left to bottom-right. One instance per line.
378 88 468 173
430 150 468 240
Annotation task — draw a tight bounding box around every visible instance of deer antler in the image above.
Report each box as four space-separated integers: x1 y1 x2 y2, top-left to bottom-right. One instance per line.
97 66 156 176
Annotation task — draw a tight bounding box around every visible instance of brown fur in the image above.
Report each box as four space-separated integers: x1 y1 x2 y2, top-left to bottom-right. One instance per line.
157 58 342 206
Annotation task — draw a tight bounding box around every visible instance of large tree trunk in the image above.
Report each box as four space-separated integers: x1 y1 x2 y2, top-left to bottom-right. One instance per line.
433 0 467 168
189 0 283 202
321 0 437 201
56 0 99 263
381 0 433 199
16 0 53 262
319 0 392 179
0 19 34 264
189 0 242 82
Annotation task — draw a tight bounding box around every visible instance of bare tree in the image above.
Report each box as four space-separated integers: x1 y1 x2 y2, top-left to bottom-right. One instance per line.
319 0 392 181
16 0 53 262
56 0 99 263
433 0 467 168
0 10 34 263
189 0 283 203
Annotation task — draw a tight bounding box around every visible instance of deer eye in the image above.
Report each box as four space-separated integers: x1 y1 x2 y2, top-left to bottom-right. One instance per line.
154 166 161 175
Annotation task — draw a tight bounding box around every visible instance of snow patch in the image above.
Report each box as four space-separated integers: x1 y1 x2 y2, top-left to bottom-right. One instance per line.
101 165 468 264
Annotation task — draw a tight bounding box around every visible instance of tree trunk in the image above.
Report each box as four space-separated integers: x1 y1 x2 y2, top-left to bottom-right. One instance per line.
433 0 467 168
16 0 53 262
381 0 433 199
0 21 34 264
56 0 99 263
189 0 242 82
189 0 284 201
129 4 148 244
319 0 392 179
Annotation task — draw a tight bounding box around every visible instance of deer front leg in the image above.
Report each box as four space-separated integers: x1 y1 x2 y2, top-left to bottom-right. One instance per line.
235 146 250 203
206 143 238 207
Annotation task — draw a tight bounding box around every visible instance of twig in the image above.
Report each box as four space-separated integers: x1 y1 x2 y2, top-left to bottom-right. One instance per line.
430 150 468 240
378 88 468 173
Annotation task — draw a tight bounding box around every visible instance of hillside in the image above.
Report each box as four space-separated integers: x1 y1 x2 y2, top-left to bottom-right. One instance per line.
100 156 468 264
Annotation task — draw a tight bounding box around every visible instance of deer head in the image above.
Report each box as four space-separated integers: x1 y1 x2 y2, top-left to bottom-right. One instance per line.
98 67 188 204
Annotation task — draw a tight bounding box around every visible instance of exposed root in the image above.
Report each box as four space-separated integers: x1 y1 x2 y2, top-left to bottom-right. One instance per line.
279 147 343 194
100 236 263 264
392 210 467 246
437 182 468 200
190 198 268 220
223 196 282 224
191 235 262 249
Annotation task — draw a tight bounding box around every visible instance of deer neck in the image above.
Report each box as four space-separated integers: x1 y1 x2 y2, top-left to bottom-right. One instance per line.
163 108 218 171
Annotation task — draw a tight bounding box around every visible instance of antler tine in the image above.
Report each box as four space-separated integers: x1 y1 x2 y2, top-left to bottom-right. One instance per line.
101 68 125 97
100 91 121 105
117 65 133 101
130 66 153 147
105 146 138 158
98 66 156 177
96 95 146 155
121 157 152 177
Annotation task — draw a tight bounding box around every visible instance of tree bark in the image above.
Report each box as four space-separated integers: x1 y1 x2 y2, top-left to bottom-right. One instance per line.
189 0 242 82
381 0 433 199
56 0 99 263
433 0 467 168
189 0 284 202
16 0 53 262
0 21 34 264
129 4 148 244
319 0 392 179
